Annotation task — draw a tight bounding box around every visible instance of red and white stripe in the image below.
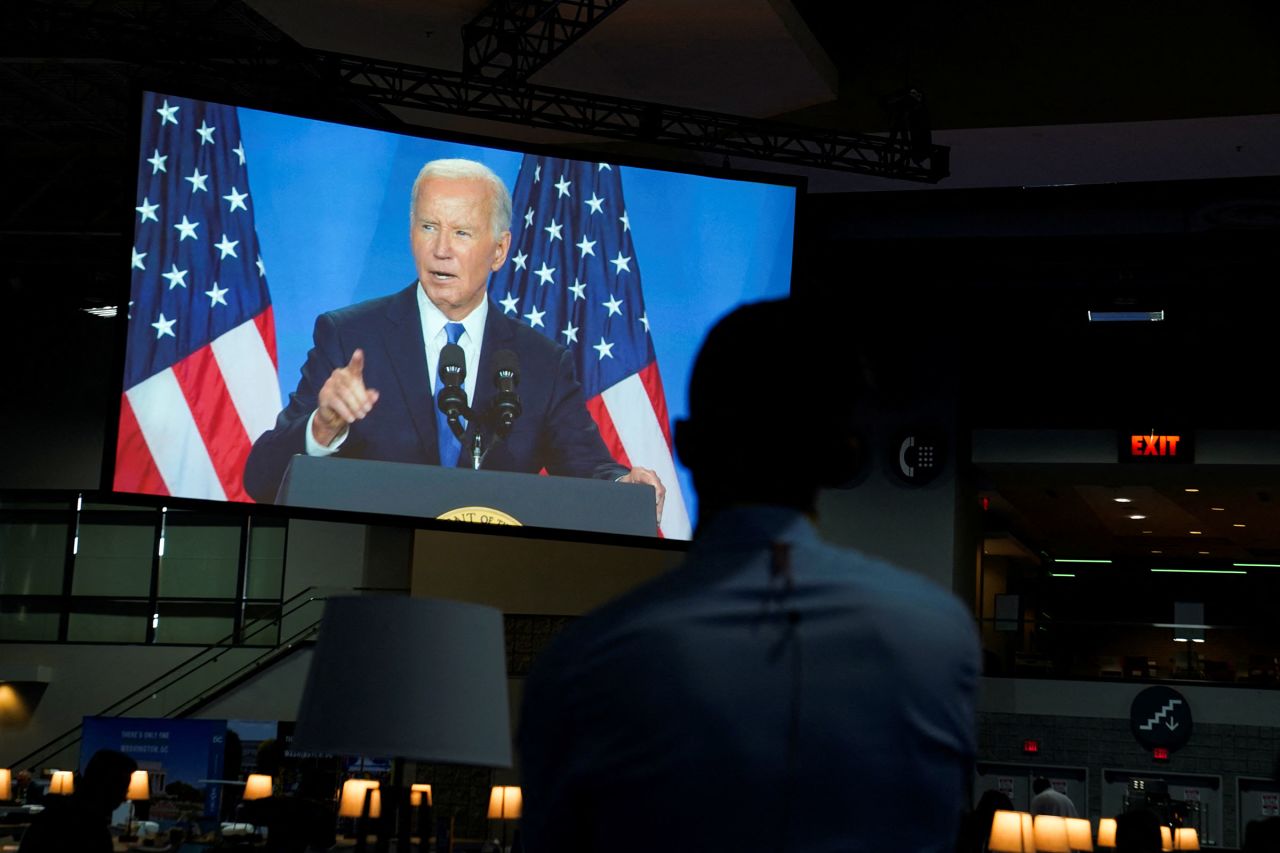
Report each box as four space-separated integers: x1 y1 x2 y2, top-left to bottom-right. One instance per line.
589 362 691 540
114 311 281 503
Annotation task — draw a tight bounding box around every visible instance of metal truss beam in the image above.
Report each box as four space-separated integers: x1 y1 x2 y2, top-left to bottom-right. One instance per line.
7 1 948 182
463 0 631 82
294 52 948 182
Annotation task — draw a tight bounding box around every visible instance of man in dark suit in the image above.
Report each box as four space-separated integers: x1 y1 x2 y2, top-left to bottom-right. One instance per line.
244 158 664 517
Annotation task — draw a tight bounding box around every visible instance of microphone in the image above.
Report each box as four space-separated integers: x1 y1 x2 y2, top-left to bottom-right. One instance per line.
437 342 468 439
492 349 522 434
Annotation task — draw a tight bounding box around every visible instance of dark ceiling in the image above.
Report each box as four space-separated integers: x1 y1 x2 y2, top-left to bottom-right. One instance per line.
785 1 1280 130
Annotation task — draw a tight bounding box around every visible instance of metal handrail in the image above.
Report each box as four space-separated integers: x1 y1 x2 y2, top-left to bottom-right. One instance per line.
6 585 407 771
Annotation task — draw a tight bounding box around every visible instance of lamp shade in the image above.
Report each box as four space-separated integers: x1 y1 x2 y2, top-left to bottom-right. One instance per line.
487 786 522 820
48 770 74 795
1067 817 1094 851
410 783 432 807
293 596 512 766
1097 818 1117 848
126 770 150 801
1035 814 1073 853
1160 825 1173 851
0 768 10 800
989 810 1035 852
1174 827 1199 850
242 774 272 801
338 779 381 819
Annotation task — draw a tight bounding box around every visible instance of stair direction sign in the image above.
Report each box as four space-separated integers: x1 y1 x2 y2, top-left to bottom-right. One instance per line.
1130 686 1194 751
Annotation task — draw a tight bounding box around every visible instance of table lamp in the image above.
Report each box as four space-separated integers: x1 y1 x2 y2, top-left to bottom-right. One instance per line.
989 810 1035 852
488 786 522 852
1173 827 1199 850
1160 825 1173 851
339 779 382 818
1066 817 1094 851
1035 814 1073 853
293 596 512 853
411 783 433 840
338 779 382 853
0 768 9 800
1097 818 1117 848
123 769 149 841
48 770 73 795
242 773 273 801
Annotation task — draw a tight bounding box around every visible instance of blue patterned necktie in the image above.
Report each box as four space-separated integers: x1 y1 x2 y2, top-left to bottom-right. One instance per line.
434 322 466 467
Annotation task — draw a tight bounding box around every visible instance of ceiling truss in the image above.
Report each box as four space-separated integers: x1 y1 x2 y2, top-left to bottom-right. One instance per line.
463 0 632 82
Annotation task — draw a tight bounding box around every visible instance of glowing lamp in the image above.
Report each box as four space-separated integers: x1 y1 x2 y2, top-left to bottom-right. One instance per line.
1160 825 1173 851
48 770 74 795
0 768 10 800
126 770 150 801
1034 814 1072 852
1066 816 1094 851
1173 827 1199 850
989 810 1035 852
410 783 432 807
488 785 522 820
1097 817 1117 848
242 773 272 801
338 779 381 819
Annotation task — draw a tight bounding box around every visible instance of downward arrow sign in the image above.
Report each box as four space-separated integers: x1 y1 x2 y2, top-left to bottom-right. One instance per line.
1166 719 1179 731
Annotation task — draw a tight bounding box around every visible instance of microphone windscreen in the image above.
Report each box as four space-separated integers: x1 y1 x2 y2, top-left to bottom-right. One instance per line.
493 349 520 383
440 343 466 382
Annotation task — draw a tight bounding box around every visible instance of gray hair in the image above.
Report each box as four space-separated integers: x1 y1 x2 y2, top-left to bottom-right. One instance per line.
409 158 512 239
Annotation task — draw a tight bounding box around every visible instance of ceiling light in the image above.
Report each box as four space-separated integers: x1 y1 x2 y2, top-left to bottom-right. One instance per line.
1233 523 1246 528
1211 507 1225 512
1151 550 1162 554
1114 497 1132 503
1054 558 1112 564
1189 530 1202 535
1128 514 1146 520
1151 568 1247 575
1185 488 1200 493
1198 551 1209 555
1191 638 1206 643
1234 562 1280 568
81 305 119 318
1142 530 1153 534
1087 310 1164 322
1050 573 1076 578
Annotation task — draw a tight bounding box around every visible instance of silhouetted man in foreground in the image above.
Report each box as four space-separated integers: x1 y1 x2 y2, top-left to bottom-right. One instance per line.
518 298 981 853
20 749 137 853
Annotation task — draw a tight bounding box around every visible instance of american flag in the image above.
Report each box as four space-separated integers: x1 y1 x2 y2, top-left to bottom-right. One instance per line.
489 156 691 539
114 92 281 502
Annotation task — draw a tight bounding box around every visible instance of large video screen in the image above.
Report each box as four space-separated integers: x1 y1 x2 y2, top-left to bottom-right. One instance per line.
112 90 797 540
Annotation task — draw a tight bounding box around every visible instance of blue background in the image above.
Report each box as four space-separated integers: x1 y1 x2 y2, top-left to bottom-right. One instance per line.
81 716 227 819
237 106 796 524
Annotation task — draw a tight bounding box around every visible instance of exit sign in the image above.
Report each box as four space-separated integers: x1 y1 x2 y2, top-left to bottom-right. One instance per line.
1120 431 1194 464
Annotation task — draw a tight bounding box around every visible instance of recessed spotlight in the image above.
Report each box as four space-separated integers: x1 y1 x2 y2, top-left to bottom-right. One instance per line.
1198 550 1209 555
1142 530 1154 534
1114 497 1132 503
1129 514 1147 520
1211 507 1225 512
1151 550 1162 554
1189 530 1202 535
1233 523 1246 528
1185 488 1200 493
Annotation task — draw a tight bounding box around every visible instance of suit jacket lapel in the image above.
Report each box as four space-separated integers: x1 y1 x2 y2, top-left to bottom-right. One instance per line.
382 283 440 464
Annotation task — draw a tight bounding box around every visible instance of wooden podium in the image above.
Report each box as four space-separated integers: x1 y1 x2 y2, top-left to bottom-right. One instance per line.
276 455 657 537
